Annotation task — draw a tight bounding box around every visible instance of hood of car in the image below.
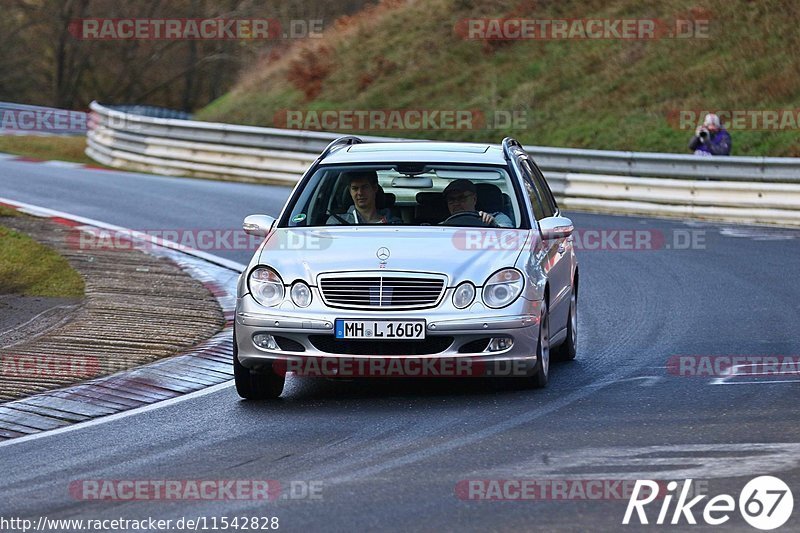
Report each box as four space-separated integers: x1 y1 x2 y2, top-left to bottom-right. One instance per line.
257 226 530 286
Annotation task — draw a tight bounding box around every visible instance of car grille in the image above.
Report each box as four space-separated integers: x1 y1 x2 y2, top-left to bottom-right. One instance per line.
308 335 453 356
318 273 446 310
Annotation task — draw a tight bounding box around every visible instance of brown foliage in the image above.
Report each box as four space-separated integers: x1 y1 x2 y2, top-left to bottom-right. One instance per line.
286 45 334 101
358 55 398 91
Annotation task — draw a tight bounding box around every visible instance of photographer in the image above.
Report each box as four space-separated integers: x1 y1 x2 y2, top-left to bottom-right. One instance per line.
689 113 731 156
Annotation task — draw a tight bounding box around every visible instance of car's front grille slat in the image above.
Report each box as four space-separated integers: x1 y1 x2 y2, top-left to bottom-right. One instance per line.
319 273 445 310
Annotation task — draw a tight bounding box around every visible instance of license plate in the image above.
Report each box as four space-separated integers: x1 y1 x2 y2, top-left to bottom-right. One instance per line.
335 319 426 340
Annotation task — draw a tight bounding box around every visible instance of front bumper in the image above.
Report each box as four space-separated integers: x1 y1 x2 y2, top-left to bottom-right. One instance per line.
235 294 543 376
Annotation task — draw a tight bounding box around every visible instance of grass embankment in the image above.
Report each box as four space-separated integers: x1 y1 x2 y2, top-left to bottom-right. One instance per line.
197 0 800 156
0 207 85 297
0 135 95 165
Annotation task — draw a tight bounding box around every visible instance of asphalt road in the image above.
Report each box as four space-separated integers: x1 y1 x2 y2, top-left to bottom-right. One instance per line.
1 160 799 532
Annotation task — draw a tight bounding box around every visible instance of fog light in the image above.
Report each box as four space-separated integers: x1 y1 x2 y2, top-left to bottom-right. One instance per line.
253 333 279 350
486 337 513 352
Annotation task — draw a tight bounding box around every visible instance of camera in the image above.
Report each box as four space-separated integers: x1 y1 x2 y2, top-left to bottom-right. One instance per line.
698 129 709 140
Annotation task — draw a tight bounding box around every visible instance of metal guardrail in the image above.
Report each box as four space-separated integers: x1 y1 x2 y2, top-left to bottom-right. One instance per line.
104 104 192 120
86 101 800 226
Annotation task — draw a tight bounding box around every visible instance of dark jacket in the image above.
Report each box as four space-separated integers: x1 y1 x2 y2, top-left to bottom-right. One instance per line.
689 128 731 156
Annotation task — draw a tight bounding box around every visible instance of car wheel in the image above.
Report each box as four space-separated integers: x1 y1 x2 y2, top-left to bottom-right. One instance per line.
233 328 285 400
516 300 550 389
532 300 550 388
553 288 577 361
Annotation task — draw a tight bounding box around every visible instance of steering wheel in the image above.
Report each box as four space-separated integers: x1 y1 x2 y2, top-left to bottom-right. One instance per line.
440 211 494 227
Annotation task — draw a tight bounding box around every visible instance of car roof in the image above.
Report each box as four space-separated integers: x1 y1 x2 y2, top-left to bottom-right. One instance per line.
321 141 508 166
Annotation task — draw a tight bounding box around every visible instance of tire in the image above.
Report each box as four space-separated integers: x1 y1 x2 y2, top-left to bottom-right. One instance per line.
517 299 550 389
532 300 550 388
233 329 285 400
552 288 577 361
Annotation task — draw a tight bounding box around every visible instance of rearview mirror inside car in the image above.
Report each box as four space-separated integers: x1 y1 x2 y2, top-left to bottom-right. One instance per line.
391 176 433 188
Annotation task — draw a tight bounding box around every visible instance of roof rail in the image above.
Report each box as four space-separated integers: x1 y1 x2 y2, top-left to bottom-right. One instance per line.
501 137 523 161
319 136 363 160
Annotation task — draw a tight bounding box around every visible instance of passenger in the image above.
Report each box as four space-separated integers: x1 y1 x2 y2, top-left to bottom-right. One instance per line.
442 179 513 227
327 171 400 224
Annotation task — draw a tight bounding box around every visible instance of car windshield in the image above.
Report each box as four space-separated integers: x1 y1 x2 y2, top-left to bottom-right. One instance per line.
283 164 524 228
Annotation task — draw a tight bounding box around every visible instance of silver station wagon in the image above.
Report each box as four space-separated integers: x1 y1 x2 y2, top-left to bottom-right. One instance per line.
234 137 578 399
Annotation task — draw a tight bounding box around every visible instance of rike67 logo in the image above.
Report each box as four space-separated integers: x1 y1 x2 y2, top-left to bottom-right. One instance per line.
623 476 793 530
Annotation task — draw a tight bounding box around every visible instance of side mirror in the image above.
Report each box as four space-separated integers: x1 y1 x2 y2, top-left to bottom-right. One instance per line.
539 216 574 240
242 215 276 237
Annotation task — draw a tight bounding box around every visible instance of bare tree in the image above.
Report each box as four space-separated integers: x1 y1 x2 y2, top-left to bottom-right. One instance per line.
0 0 376 110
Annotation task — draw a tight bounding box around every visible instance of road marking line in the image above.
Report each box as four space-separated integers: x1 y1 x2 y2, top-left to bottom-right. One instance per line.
0 381 234 448
711 363 800 385
712 379 800 385
321 373 632 484
475 443 800 481
0 197 245 444
0 196 247 272
40 161 84 168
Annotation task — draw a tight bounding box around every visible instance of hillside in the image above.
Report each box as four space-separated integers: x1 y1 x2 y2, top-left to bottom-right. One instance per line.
197 0 800 156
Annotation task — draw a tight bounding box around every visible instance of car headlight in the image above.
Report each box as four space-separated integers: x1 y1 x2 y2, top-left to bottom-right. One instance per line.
248 266 284 307
452 282 475 309
290 281 312 308
482 269 524 308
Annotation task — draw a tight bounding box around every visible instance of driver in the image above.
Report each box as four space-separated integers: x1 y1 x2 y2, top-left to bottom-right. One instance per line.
327 171 400 224
442 179 513 227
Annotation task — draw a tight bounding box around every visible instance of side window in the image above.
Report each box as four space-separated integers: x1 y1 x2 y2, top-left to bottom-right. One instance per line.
529 161 558 216
519 159 545 220
524 159 555 218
